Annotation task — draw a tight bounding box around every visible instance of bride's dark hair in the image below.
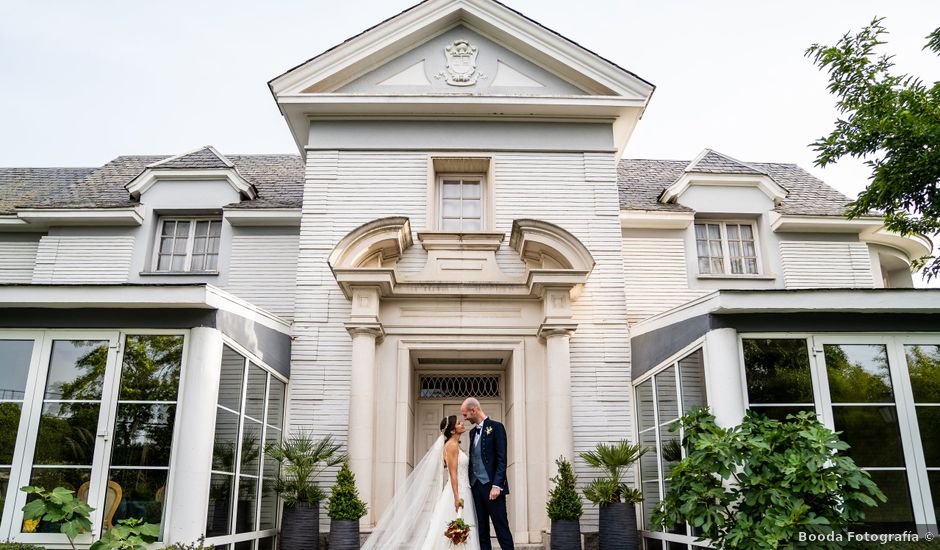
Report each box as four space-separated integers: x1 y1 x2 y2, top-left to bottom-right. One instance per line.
440 415 458 440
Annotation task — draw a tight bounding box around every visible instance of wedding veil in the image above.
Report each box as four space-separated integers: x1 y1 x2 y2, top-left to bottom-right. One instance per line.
361 435 447 550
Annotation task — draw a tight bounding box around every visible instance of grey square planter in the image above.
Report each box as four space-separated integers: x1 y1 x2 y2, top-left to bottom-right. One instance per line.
598 503 638 550
329 519 361 550
551 519 582 550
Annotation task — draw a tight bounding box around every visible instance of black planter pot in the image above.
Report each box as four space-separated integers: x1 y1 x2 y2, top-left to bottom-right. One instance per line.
598 502 638 550
330 519 361 550
280 502 320 550
551 519 582 550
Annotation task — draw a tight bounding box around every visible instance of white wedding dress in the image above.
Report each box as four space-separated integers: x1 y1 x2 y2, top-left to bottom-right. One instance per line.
361 436 481 550
420 449 480 550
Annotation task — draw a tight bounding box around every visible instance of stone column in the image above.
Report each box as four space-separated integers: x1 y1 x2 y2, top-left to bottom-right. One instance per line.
540 287 578 477
166 326 223 544
703 328 746 428
540 325 577 475
345 286 384 527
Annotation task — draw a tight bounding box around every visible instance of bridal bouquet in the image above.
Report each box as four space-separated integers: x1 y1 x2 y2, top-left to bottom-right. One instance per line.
444 499 471 545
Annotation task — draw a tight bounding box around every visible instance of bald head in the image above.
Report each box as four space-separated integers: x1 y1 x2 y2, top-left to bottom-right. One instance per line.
460 397 484 424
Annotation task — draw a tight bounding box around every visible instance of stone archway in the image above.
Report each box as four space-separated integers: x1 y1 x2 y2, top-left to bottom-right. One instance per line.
328 217 594 541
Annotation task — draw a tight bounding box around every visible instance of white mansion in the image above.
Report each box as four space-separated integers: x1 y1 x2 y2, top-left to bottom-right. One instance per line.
0 0 938 548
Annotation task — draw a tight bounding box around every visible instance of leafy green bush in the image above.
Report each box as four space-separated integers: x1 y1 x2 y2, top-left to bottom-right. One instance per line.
160 537 215 550
20 486 94 549
327 460 368 520
651 408 887 549
546 456 583 521
0 542 48 550
90 518 160 550
265 431 345 506
579 440 646 505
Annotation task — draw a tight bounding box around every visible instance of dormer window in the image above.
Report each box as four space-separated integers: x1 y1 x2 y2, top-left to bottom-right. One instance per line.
695 221 759 275
154 217 222 272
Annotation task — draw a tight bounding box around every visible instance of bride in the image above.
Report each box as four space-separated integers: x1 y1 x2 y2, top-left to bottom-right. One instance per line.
361 415 480 550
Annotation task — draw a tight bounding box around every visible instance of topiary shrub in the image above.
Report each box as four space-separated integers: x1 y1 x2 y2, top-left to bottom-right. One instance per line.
546 456 582 521
651 408 887 549
327 460 368 521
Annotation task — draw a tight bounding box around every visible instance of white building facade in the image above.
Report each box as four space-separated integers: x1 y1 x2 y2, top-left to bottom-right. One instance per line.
0 1 937 549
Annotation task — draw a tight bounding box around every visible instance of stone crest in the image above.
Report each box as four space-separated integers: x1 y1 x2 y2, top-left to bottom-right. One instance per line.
440 39 481 86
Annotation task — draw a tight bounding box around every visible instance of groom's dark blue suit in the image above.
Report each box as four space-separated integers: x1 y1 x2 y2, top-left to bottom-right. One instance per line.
468 417 514 550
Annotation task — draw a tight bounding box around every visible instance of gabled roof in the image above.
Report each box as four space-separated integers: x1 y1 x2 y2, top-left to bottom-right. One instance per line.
147 145 234 170
684 149 766 176
0 154 304 214
618 158 852 216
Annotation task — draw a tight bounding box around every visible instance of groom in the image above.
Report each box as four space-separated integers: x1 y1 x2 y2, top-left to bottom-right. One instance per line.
461 397 514 550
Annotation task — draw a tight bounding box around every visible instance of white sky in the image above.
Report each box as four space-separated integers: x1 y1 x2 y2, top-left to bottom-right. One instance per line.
1 0 939 281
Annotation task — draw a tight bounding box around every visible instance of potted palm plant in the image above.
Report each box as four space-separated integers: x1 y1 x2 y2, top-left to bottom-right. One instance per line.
327 460 368 550
580 441 647 550
264 431 344 550
546 456 583 550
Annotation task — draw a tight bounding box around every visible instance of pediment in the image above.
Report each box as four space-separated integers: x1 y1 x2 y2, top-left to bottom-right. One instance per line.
269 0 653 99
335 25 588 96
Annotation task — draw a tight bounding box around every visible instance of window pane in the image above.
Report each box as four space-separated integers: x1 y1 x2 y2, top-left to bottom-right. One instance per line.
258 537 275 550
219 346 245 411
442 199 461 218
264 428 281 479
45 340 108 400
174 221 191 237
694 224 706 239
825 344 894 403
119 335 183 401
442 182 461 198
462 182 481 199
0 340 34 397
707 224 720 239
157 254 172 271
195 221 210 237
107 468 168 528
267 379 284 429
34 402 100 465
462 198 482 218
727 224 739 240
463 218 482 231
930 471 940 526
636 381 655 432
905 345 940 402
207 473 234 537
259 479 278 530
213 409 239 473
173 235 188 254
641 482 659 531
678 350 706 412
741 224 754 239
171 255 186 271
832 406 905 467
111 404 176 467
0 467 9 519
0 403 22 464
861 470 915 531
209 221 222 237
162 221 175 236
245 365 267 422
236 476 259 533
639 429 659 483
655 368 679 423
206 253 219 271
441 218 460 231
916 407 940 466
240 420 262 477
743 339 813 404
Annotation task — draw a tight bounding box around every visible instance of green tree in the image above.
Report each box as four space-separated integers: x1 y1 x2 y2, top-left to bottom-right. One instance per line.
326 460 368 521
807 18 940 278
651 409 886 549
546 456 583 521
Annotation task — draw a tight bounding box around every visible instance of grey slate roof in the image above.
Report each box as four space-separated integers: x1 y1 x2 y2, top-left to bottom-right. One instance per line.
686 149 766 176
1 150 851 218
0 153 304 213
618 158 852 216
148 146 234 170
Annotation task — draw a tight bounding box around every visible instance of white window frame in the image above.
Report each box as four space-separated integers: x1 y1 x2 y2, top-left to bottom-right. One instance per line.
738 332 940 534
202 336 286 549
436 173 486 232
632 339 712 549
152 216 222 273
694 220 762 277
0 329 190 545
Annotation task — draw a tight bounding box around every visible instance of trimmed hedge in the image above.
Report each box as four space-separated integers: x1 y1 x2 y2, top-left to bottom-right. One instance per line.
0 543 47 550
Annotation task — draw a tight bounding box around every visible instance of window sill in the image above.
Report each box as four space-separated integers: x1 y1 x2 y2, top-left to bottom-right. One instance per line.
697 274 776 281
140 271 220 277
